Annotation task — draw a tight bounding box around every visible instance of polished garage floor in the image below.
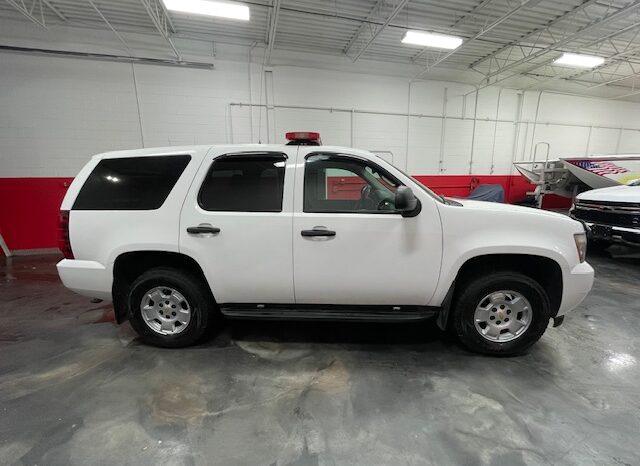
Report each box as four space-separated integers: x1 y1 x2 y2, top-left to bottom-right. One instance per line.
0 250 639 466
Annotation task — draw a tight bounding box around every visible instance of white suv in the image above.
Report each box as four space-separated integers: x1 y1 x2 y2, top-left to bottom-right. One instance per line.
57 133 594 355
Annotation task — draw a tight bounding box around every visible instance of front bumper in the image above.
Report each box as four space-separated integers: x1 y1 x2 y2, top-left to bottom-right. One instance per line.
56 259 112 301
556 261 594 317
570 202 640 245
583 222 640 245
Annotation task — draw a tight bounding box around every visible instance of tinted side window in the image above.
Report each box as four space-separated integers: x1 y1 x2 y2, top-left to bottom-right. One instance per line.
198 154 286 212
73 155 191 210
304 154 402 214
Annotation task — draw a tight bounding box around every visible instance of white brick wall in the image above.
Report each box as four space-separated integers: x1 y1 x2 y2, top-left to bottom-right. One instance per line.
3 50 640 178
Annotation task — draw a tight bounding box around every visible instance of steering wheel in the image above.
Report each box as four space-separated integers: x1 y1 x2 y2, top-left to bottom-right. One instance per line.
356 185 373 210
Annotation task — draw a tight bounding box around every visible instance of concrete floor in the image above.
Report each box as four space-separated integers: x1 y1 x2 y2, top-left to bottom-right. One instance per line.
0 250 639 466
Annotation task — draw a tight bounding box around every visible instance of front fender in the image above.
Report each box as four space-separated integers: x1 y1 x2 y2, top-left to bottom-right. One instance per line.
428 196 585 307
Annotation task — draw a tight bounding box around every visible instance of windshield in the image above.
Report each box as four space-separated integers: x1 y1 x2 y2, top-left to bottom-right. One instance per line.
628 179 640 186
385 163 444 203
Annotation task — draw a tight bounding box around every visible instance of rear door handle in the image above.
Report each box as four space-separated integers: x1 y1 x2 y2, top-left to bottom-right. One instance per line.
187 225 221 234
301 228 336 237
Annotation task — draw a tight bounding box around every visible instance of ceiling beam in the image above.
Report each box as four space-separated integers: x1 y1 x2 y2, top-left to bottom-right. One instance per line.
484 1 640 80
412 0 496 63
158 0 176 33
589 67 640 89
42 0 67 22
344 0 385 53
470 0 600 70
526 44 640 90
553 21 640 84
415 0 541 78
6 0 47 29
344 0 409 62
611 87 640 99
87 0 131 55
140 0 181 61
450 0 494 28
470 17 640 95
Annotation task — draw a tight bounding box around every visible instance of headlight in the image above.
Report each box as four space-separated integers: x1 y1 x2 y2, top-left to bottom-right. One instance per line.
574 232 587 263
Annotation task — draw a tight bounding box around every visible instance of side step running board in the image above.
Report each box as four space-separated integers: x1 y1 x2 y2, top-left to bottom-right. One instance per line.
219 304 439 322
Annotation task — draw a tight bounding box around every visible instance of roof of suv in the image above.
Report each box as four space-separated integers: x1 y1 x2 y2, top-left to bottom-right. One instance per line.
93 144 377 161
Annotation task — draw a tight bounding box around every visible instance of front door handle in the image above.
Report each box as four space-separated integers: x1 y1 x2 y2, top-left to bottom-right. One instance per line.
301 228 336 237
187 225 221 234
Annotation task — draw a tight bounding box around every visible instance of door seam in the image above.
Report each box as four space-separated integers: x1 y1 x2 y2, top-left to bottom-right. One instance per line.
290 145 300 303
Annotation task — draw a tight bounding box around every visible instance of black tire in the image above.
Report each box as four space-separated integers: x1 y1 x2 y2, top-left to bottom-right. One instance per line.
451 271 552 356
128 267 216 348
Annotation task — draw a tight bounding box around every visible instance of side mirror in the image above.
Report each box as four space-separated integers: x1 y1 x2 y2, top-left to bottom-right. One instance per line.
395 186 420 217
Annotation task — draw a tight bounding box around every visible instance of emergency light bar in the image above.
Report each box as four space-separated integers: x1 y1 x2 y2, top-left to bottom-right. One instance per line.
285 132 322 145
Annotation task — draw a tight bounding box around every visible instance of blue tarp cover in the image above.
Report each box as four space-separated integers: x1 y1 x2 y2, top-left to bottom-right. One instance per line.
468 184 504 203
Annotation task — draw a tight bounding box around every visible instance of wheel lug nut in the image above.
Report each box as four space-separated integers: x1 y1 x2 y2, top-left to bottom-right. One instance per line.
490 316 495 320
496 320 501 324
505 318 509 322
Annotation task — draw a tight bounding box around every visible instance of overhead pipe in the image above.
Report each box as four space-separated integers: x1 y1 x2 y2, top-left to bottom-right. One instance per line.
510 92 525 172
228 102 640 133
439 87 448 173
247 42 258 143
528 91 544 160
468 85 480 174
490 88 503 174
0 45 214 69
406 80 413 172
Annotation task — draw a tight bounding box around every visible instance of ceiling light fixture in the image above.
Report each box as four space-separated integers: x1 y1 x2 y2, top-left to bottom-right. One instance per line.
554 52 604 68
401 31 463 50
163 0 250 21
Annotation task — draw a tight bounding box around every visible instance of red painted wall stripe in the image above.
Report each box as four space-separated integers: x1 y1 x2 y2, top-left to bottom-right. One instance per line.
0 178 73 252
0 175 569 253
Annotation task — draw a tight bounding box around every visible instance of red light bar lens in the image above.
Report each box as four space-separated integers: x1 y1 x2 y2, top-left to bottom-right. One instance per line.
285 131 320 141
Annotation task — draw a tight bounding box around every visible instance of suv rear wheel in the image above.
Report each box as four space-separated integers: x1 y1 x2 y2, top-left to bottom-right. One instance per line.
451 271 552 356
128 267 216 348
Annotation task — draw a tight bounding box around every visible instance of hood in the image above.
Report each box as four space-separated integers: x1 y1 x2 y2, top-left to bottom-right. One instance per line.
454 199 569 220
576 185 640 203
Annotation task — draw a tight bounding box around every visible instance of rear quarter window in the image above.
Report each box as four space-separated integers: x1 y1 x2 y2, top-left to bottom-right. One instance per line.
73 155 191 210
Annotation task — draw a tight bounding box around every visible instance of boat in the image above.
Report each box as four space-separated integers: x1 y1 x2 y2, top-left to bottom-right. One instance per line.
513 154 640 204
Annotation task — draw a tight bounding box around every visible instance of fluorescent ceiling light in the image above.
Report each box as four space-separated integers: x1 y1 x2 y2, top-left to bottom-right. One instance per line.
163 0 250 21
554 52 604 68
401 31 463 49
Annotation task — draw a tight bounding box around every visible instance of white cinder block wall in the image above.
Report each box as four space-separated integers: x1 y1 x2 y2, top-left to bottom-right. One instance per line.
3 52 640 178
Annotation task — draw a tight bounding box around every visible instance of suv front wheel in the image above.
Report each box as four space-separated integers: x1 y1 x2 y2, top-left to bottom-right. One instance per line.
451 272 552 356
128 267 216 348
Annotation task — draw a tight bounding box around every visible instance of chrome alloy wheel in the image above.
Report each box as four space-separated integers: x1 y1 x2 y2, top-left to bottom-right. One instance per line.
140 286 191 335
473 290 532 342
